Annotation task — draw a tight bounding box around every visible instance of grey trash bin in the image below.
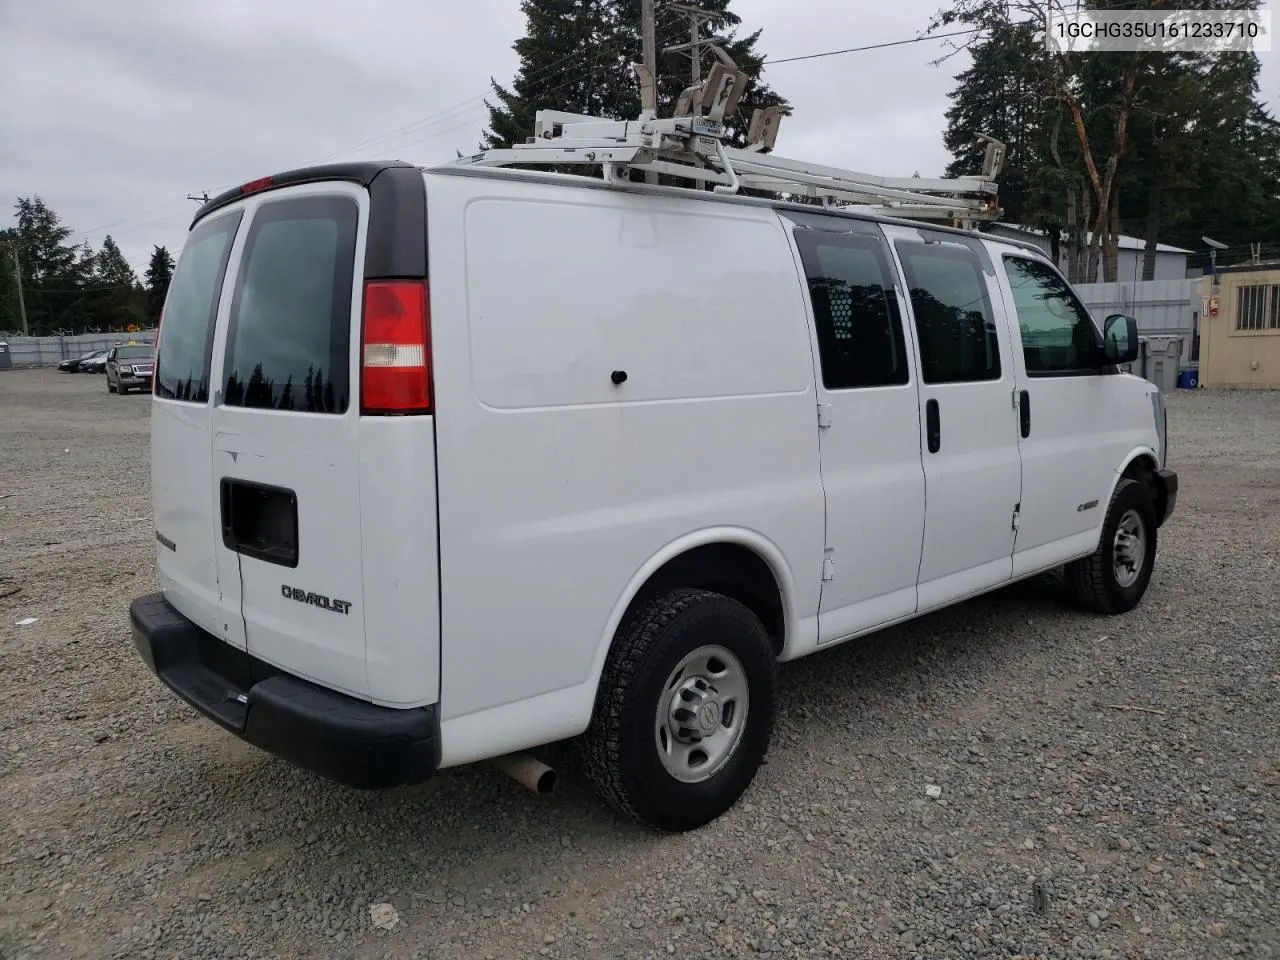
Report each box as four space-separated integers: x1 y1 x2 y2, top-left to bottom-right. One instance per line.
0 341 12 371
1127 336 1150 378
1144 336 1184 393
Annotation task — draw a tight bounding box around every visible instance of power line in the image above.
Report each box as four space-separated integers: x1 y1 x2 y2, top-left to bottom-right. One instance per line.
67 23 972 246
764 28 983 66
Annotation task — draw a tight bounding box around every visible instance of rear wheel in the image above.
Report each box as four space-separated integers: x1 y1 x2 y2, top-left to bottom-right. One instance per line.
1064 478 1157 614
582 588 776 832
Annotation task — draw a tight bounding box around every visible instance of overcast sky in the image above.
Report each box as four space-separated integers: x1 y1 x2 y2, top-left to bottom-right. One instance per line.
1 0 1276 276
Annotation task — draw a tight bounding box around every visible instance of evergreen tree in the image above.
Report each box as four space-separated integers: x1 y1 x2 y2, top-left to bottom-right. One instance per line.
483 0 788 151
145 245 175 324
942 21 1063 234
484 0 620 150
1156 52 1280 262
92 236 146 330
8 197 95 334
934 0 1280 280
606 0 789 148
95 236 137 288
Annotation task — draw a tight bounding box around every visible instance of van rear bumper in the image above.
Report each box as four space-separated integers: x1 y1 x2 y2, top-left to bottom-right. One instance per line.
129 592 439 790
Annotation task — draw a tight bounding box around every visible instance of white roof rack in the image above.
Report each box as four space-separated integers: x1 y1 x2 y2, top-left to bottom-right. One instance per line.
453 111 1006 229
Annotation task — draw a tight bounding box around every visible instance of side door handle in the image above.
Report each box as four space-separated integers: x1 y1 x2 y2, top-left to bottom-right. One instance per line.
1019 390 1031 438
926 398 941 454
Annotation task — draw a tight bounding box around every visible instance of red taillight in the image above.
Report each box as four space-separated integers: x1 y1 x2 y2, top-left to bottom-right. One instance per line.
240 176 274 195
361 280 431 414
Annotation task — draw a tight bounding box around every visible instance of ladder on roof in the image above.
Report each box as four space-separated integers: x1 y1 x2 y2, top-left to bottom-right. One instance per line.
453 111 1006 229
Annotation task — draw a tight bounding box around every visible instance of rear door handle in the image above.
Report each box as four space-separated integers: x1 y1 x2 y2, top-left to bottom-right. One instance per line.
926 399 941 454
1019 389 1031 438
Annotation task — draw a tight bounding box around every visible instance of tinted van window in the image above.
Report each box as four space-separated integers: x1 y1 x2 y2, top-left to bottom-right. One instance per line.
154 212 241 403
896 241 1001 384
1003 255 1100 374
223 195 358 414
794 229 909 389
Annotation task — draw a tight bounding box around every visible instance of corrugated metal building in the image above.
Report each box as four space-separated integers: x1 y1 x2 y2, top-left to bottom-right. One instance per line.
983 223 1192 283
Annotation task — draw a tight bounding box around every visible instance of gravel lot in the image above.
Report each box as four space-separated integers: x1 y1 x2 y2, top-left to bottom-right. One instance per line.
1 368 1277 960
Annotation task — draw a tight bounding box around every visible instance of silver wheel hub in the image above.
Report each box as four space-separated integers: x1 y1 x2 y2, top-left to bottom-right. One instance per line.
1113 508 1147 589
655 645 749 784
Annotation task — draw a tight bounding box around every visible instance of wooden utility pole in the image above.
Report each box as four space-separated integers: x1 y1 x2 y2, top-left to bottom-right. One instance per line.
665 4 720 113
638 0 659 184
7 239 29 336
690 13 701 88
639 0 658 120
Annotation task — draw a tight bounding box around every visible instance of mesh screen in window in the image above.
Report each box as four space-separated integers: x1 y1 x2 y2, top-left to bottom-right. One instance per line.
794 230 909 390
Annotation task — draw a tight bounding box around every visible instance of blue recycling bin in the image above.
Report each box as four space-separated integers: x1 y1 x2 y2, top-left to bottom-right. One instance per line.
1177 368 1199 390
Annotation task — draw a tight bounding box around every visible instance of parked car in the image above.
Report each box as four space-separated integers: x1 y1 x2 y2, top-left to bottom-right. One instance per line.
105 342 154 394
58 349 107 373
78 350 108 371
130 158 1176 832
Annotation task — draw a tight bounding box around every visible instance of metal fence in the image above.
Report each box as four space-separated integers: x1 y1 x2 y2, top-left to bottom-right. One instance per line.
0 331 156 369
1075 279 1197 365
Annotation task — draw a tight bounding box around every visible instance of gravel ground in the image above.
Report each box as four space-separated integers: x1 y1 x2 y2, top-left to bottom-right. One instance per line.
1 368 1276 960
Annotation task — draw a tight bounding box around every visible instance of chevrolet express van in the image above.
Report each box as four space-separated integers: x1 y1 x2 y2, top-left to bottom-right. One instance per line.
131 156 1176 831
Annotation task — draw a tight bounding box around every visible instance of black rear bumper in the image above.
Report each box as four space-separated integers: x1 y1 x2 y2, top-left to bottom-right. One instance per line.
130 593 438 789
1155 468 1178 527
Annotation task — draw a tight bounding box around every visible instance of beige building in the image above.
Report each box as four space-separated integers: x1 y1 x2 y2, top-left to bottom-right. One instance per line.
1197 263 1280 389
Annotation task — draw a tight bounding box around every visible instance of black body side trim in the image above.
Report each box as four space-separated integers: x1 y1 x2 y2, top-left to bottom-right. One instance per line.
130 593 439 790
191 161 418 228
1153 468 1178 527
364 165 428 279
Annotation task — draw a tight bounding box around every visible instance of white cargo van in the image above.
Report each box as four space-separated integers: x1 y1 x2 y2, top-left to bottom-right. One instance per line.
132 123 1176 831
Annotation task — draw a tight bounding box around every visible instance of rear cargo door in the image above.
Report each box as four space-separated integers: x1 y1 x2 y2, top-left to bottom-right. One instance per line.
152 210 244 647
209 183 370 699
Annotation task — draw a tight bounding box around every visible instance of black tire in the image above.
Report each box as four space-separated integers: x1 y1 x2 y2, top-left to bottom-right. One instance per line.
1064 477 1158 615
582 588 777 832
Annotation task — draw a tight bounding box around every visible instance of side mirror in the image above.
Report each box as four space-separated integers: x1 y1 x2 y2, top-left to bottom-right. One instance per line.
1102 314 1139 366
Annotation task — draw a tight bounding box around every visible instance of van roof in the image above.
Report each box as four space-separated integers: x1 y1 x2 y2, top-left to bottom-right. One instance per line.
192 161 418 227
190 158 1048 260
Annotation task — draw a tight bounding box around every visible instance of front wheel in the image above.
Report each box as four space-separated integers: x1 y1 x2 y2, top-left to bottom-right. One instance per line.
582 588 777 832
1064 477 1158 615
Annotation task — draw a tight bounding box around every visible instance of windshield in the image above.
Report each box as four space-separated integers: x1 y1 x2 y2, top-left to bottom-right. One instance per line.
117 345 153 360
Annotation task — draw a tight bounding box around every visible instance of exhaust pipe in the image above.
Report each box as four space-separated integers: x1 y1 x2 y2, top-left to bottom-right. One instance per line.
490 753 558 795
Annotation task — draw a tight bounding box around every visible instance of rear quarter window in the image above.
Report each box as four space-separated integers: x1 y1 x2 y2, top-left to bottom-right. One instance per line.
222 195 359 414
